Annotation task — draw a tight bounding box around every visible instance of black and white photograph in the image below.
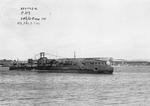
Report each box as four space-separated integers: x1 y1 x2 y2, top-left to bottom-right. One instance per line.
0 0 150 105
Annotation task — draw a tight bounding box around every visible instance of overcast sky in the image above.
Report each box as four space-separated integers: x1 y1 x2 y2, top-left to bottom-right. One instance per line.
0 0 150 60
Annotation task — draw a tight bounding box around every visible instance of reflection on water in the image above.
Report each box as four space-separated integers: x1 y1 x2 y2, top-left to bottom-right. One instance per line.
0 66 150 106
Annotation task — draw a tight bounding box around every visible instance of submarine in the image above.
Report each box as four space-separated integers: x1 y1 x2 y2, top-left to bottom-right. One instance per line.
9 52 114 74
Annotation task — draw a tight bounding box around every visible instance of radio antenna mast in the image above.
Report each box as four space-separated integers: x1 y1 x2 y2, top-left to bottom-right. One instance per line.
74 51 76 59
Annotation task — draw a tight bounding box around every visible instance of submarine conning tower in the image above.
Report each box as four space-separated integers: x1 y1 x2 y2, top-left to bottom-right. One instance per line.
40 52 45 58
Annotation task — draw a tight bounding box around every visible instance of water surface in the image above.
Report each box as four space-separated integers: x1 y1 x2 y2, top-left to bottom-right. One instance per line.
0 66 150 106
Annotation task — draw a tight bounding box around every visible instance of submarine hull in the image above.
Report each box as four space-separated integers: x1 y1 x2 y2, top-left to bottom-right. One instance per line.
9 52 114 74
9 65 113 74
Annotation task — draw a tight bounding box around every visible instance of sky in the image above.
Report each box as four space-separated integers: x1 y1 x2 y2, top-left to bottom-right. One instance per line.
0 0 150 60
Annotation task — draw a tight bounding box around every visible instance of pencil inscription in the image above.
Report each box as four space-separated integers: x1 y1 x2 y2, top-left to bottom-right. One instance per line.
17 7 47 25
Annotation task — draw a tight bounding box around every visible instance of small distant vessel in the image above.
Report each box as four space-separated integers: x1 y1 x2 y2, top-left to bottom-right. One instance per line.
9 52 114 74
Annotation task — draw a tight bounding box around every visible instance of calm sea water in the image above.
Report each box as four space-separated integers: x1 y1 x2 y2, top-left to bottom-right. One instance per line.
0 66 150 106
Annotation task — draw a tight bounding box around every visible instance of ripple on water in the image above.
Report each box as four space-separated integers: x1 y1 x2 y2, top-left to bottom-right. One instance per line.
0 67 150 106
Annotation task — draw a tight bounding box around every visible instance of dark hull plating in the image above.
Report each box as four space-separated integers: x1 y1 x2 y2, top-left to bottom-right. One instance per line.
9 66 113 74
